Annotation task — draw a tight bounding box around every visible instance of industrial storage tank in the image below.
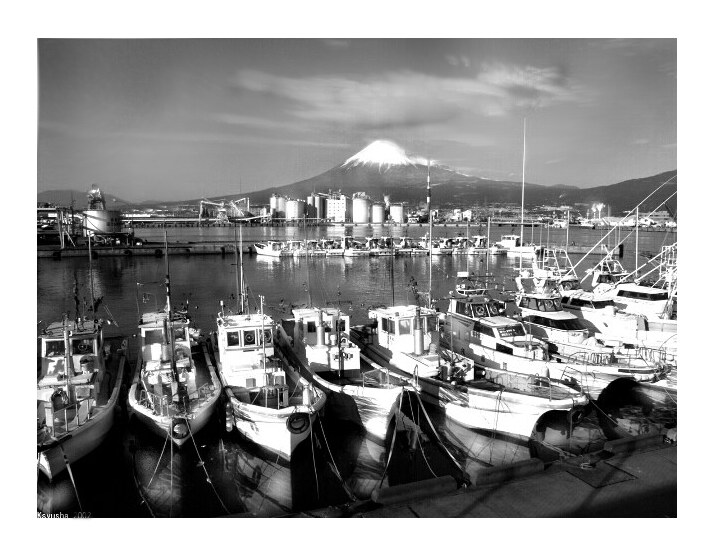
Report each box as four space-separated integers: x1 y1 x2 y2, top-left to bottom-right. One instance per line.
85 210 122 234
371 202 385 224
276 196 286 215
389 203 405 223
314 194 326 219
352 196 371 223
285 199 306 220
269 194 279 217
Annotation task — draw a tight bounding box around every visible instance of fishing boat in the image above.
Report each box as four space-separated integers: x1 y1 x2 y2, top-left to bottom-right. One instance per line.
419 235 454 255
208 226 327 460
210 301 326 461
254 240 290 257
277 307 410 448
396 237 429 256
37 317 127 480
589 256 629 293
128 242 221 446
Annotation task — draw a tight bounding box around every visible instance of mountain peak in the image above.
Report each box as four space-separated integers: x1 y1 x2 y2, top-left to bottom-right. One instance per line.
341 140 428 171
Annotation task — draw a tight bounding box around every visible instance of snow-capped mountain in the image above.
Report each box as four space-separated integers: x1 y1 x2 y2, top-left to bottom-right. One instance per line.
341 140 430 171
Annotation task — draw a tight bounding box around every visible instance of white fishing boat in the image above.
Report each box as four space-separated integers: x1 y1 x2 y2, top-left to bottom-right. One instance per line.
211 303 326 461
589 256 629 293
283 239 306 257
128 242 221 446
352 305 588 439
254 240 290 257
491 234 541 258
128 308 221 446
37 317 128 480
277 307 409 448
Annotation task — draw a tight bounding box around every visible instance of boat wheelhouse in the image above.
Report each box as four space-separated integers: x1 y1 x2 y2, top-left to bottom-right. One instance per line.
343 235 370 257
527 248 579 291
37 318 127 480
589 257 629 293
364 236 393 256
320 238 344 257
212 308 326 461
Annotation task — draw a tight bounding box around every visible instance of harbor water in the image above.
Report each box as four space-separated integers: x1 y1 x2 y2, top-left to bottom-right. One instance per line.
36 224 677 517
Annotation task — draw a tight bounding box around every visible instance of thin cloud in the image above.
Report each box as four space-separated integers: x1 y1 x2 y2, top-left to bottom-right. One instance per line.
233 64 580 128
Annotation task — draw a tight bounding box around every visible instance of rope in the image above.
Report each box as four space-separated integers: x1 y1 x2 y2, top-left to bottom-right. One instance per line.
147 430 171 488
309 417 320 501
411 388 464 475
59 443 83 512
378 390 404 490
317 416 357 501
186 420 232 515
406 393 438 479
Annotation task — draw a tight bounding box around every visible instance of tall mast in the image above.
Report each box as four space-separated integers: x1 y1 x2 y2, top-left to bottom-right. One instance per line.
163 231 178 381
520 117 526 272
635 206 639 279
427 159 432 309
88 234 96 321
305 214 312 307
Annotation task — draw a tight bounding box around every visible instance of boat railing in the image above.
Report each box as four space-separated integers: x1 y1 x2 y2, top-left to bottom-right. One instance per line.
40 395 94 438
362 368 397 388
137 389 173 417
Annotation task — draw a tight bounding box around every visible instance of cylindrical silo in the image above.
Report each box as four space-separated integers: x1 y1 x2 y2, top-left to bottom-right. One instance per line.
269 194 279 217
352 197 371 223
286 199 306 220
371 203 385 224
315 195 325 219
390 203 405 224
276 196 286 215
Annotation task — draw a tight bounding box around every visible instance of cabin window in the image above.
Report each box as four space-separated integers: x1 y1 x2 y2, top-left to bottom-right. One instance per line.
426 316 437 332
618 290 668 302
456 301 470 316
399 319 412 335
45 340 65 357
261 329 273 344
72 338 93 354
243 330 257 346
226 331 241 347
145 329 164 345
173 327 186 341
558 318 586 331
497 324 526 338
307 322 316 333
381 318 388 332
338 319 346 332
496 343 514 355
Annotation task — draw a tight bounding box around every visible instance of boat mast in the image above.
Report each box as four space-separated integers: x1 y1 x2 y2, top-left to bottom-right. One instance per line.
486 216 491 277
520 117 526 272
163 231 179 383
427 159 433 309
635 206 639 280
305 214 312 307
566 209 570 248
88 233 96 322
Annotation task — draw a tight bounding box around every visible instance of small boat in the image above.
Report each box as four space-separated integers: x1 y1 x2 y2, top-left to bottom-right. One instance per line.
128 307 221 446
352 305 588 439
210 300 326 461
490 235 541 258
396 237 429 256
128 242 221 447
37 317 128 480
419 235 454 255
254 240 290 257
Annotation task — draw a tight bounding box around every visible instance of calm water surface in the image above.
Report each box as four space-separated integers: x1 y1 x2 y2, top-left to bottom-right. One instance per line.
36 225 677 517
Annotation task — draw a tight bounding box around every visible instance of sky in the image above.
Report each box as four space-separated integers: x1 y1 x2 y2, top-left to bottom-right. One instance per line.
37 37 676 203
